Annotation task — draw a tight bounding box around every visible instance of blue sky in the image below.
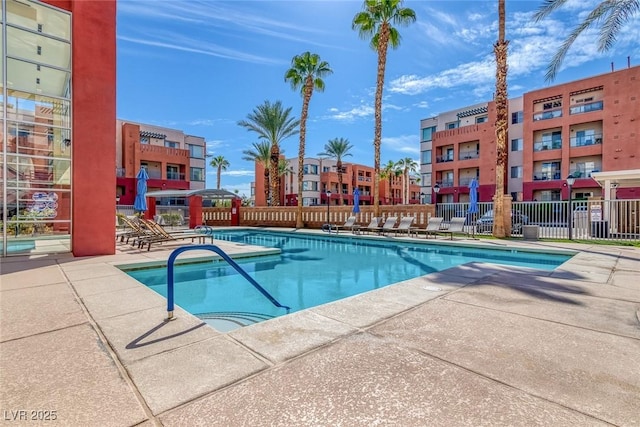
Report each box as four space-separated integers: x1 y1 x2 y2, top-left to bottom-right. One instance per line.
116 0 639 197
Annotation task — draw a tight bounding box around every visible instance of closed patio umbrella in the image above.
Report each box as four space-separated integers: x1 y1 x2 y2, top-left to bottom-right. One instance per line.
353 188 361 214
468 178 479 237
134 168 149 213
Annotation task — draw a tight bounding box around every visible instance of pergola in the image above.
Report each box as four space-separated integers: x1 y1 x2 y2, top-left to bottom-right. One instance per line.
145 189 240 201
590 169 640 201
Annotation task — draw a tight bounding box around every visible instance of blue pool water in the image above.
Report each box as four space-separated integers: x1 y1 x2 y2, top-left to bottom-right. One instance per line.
126 230 572 330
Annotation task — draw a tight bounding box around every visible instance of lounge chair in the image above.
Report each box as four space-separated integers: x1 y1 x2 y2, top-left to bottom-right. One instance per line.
436 217 468 240
387 216 415 236
116 216 153 244
418 217 444 239
134 218 209 251
353 217 381 235
368 216 398 235
332 216 357 233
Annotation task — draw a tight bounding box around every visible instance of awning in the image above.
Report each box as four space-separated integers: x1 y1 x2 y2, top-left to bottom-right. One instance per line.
145 189 240 199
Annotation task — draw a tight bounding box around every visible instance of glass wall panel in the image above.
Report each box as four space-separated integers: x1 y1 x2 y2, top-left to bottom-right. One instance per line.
7 58 70 98
2 0 72 256
6 0 71 41
7 90 70 127
7 26 70 69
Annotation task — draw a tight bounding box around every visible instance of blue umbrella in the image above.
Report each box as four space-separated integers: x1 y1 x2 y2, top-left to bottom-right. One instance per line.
468 178 479 214
134 168 149 212
353 188 361 214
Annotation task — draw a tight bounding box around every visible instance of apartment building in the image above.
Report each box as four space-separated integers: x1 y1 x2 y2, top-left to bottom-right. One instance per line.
115 120 207 207
420 65 640 204
1 0 116 257
270 157 419 207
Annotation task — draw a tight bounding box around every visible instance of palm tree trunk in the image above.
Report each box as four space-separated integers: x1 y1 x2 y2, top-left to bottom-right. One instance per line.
337 160 344 205
264 168 270 205
373 23 390 217
270 145 280 206
216 167 221 190
493 0 509 237
296 79 313 227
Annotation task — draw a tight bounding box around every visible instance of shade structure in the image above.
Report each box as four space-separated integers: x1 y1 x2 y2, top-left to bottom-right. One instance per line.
468 178 479 214
134 168 149 212
353 188 361 213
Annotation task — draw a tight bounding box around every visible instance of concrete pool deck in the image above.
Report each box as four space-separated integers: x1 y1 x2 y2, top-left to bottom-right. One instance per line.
1 229 639 426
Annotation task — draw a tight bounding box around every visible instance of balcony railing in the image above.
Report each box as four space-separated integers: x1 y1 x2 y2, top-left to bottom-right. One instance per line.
436 155 454 163
569 100 603 115
167 172 186 181
533 109 562 121
459 177 478 186
357 176 372 182
569 165 601 178
533 140 562 151
439 180 454 188
116 168 125 177
533 171 562 181
570 134 602 147
147 170 161 179
459 150 479 160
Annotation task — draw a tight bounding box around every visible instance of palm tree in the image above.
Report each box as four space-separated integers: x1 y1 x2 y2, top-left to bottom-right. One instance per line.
380 159 401 205
238 101 299 206
353 0 416 217
318 138 354 205
209 155 230 190
242 141 272 205
534 0 639 81
285 51 333 227
396 157 418 204
493 0 509 238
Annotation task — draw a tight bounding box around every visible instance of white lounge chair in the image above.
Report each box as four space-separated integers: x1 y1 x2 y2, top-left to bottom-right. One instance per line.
333 216 357 233
436 217 468 240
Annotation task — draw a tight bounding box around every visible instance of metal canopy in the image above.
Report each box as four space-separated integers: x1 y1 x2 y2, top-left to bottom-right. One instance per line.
145 189 240 199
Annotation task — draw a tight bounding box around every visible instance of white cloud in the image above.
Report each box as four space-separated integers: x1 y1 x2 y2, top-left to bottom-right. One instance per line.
221 170 255 177
382 135 419 155
324 104 374 122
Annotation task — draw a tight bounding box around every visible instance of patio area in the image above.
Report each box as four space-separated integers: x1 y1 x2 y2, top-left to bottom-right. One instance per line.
1 231 638 426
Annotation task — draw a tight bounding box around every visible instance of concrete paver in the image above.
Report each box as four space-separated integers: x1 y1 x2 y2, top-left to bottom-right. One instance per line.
0 324 147 427
160 333 607 427
1 233 639 426
369 299 640 426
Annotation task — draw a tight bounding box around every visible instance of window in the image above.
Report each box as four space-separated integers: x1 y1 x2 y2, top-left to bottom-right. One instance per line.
475 116 488 124
421 126 436 141
188 144 204 158
446 122 458 130
190 167 204 181
511 111 523 124
166 165 180 180
165 140 179 148
510 166 522 178
421 150 432 164
303 164 318 174
302 181 318 191
511 138 523 151
140 136 149 144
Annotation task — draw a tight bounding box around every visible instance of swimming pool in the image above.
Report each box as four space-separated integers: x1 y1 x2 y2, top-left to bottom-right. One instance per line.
126 230 572 331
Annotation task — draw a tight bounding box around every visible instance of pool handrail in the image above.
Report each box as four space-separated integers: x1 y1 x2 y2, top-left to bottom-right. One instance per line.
165 244 291 320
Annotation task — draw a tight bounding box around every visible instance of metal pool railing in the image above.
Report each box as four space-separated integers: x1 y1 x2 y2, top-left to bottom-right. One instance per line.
164 244 291 321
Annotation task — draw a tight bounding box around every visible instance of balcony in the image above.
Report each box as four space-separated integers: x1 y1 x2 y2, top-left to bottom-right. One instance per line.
533 109 562 121
570 134 602 147
459 150 479 160
357 176 372 182
570 164 601 178
533 140 562 151
569 100 603 115
116 168 125 177
438 180 454 188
